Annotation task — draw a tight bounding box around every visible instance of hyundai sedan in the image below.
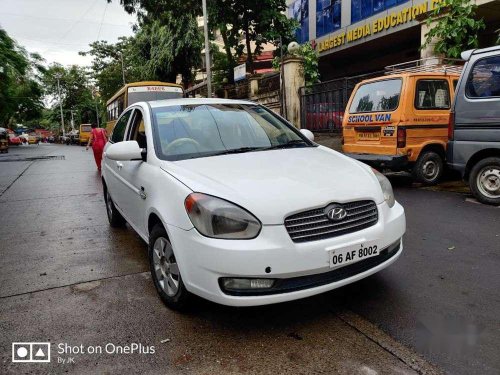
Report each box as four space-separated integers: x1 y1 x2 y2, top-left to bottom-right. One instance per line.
102 98 406 309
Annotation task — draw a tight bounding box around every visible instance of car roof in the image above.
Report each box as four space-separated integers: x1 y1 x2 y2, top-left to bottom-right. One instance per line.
461 45 500 60
147 98 256 108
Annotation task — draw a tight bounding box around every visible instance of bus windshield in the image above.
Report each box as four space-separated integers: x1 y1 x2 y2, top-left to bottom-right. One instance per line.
127 86 183 105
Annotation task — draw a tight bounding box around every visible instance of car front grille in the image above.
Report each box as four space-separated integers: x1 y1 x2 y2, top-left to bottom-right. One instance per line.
284 200 378 243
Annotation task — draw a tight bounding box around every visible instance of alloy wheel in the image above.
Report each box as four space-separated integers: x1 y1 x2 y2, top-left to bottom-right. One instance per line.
152 237 179 297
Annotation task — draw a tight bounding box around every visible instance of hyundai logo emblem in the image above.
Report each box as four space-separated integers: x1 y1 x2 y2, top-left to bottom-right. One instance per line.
326 205 347 221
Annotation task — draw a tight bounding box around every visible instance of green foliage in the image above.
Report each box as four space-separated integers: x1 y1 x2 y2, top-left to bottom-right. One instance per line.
80 38 137 102
422 0 485 58
43 64 102 127
272 41 320 86
0 29 45 127
110 0 297 83
211 44 232 89
104 0 203 88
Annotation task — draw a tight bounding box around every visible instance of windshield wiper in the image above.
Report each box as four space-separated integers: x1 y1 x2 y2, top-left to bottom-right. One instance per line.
265 139 311 150
209 147 266 156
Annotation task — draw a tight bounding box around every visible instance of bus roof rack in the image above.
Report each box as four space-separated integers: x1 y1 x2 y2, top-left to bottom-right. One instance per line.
384 57 464 75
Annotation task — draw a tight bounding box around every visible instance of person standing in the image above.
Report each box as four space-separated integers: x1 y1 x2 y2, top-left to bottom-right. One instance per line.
86 123 108 171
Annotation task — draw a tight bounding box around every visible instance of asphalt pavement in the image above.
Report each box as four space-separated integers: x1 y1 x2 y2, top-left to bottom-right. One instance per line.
0 143 498 375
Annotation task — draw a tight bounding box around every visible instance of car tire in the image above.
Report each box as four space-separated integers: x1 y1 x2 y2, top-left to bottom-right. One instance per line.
412 151 444 185
149 224 191 310
104 187 126 227
469 157 500 206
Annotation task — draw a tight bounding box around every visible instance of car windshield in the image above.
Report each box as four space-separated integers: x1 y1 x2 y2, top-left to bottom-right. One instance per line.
151 104 313 161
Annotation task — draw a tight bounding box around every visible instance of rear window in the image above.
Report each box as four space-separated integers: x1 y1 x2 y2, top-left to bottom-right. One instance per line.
466 56 500 98
349 79 402 113
80 125 91 132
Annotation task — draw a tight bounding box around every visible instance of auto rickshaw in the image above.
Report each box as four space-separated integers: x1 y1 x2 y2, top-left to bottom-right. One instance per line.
0 128 9 153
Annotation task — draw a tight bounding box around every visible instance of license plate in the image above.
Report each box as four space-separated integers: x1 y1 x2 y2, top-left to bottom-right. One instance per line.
357 132 380 141
329 242 380 268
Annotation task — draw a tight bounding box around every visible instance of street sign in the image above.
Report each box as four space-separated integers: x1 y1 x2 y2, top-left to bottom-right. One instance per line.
234 63 246 82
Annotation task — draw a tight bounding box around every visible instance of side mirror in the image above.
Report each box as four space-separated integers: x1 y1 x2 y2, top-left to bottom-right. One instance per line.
300 129 314 142
105 141 143 161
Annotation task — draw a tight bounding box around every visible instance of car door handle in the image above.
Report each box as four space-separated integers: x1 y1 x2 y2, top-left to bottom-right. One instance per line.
139 186 147 200
116 161 123 170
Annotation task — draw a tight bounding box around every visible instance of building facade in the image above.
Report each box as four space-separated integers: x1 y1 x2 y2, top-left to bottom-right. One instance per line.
287 0 500 80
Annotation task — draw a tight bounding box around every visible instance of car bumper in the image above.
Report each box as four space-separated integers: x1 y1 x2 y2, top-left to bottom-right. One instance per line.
344 153 408 170
167 201 406 306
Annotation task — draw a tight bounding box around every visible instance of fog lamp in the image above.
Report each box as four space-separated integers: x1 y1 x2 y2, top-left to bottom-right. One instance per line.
222 278 275 290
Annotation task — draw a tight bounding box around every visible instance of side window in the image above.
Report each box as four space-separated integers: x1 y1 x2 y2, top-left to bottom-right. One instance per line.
111 110 132 143
414 80 450 110
127 109 147 149
466 56 500 98
453 79 458 91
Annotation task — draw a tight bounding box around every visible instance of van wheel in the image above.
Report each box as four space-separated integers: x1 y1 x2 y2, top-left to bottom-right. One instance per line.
469 157 500 206
104 188 126 227
149 224 191 310
413 151 444 185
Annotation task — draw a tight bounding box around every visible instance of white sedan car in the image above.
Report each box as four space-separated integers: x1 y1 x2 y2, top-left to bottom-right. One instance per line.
102 98 406 309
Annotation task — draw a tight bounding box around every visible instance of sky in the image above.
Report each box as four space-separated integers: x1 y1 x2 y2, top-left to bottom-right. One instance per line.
0 0 136 66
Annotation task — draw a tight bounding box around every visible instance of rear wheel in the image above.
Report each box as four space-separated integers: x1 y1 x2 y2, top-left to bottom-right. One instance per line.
149 224 191 310
469 157 500 206
104 188 126 227
412 151 444 185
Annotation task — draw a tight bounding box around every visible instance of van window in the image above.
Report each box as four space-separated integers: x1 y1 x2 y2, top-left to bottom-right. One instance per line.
414 80 450 109
111 110 132 143
349 79 402 113
466 56 500 98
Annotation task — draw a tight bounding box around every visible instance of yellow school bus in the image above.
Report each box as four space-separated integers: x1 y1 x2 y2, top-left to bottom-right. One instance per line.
79 123 92 146
106 81 184 135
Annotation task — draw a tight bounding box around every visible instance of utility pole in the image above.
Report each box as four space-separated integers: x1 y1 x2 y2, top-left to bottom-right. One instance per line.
202 0 212 98
55 73 65 137
70 110 75 131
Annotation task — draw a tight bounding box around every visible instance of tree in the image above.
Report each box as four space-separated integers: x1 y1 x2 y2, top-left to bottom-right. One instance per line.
43 64 101 127
108 0 297 83
208 0 297 78
105 0 203 86
80 37 139 101
422 0 485 58
0 29 45 127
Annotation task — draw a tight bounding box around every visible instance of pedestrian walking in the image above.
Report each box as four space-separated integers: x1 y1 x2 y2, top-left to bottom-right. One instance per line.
86 123 108 171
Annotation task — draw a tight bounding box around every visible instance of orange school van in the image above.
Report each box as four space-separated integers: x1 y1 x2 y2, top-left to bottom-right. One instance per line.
342 69 460 184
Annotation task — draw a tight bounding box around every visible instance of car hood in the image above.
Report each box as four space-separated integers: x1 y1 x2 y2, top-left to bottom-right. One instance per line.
160 146 384 225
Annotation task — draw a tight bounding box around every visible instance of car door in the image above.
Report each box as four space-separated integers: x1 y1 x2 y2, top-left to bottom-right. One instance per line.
103 109 133 216
117 107 153 237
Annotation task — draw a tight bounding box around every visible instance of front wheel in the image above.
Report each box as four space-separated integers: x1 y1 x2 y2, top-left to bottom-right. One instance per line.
412 151 444 185
469 157 500 205
149 224 191 310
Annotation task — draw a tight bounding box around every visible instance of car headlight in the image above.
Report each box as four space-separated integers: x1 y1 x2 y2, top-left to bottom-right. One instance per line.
372 168 395 208
184 193 261 239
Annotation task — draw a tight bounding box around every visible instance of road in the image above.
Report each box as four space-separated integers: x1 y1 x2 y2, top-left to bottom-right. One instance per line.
0 144 498 374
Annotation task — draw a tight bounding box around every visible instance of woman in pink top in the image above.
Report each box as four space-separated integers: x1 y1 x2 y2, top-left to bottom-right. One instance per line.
86 123 108 171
